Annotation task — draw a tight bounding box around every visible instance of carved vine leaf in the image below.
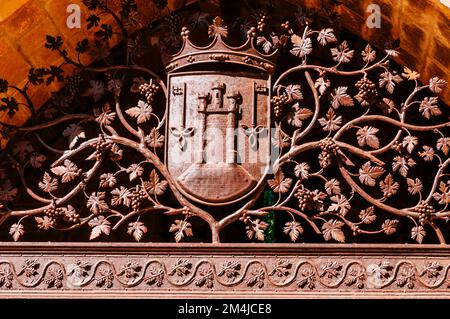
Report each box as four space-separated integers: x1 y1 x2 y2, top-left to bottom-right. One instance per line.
99 173 117 188
396 267 415 289
380 174 399 198
208 17 228 38
367 261 392 281
269 259 292 278
319 261 342 279
144 170 168 196
107 79 123 97
268 171 292 193
119 261 142 282
429 77 447 94
358 162 385 186
88 216 111 240
0 267 13 288
294 162 310 180
315 77 331 96
287 103 313 128
420 261 442 278
12 140 34 162
381 219 399 235
67 261 91 284
145 128 165 148
94 103 116 126
9 223 24 242
111 186 132 207
419 145 435 161
126 100 153 124
345 268 365 289
317 28 337 46
361 44 376 63
402 67 420 81
29 153 47 168
246 268 265 288
402 136 418 154
51 160 81 183
271 125 290 149
84 80 105 101
419 97 441 119
437 137 450 156
108 144 123 162
39 172 58 193
169 220 193 243
356 127 380 149
331 86 354 108
297 266 316 289
392 156 416 178
328 195 351 216
318 108 342 131
195 266 214 288
330 40 354 63
321 219 345 243
126 164 144 182
358 207 376 225
145 266 164 287
407 178 423 195
169 259 192 277
43 266 64 288
63 124 86 149
218 261 241 279
325 179 341 195
0 179 19 202
95 267 114 288
87 192 109 214
283 221 303 242
379 71 403 94
127 221 148 242
411 226 426 244
290 35 312 58
378 97 396 114
284 84 303 101
21 259 39 277
433 182 450 205
35 216 54 230
257 37 274 54
245 219 268 241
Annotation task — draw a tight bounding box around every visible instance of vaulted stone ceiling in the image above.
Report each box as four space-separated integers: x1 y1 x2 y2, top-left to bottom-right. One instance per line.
0 0 448 133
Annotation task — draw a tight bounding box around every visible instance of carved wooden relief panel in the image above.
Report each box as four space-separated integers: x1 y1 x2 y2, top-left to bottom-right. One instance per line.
0 0 448 298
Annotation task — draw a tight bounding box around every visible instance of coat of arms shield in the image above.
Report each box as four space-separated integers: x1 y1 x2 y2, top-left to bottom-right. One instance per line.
164 18 277 205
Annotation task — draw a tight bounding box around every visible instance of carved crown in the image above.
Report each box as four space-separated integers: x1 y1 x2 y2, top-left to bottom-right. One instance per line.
164 17 279 74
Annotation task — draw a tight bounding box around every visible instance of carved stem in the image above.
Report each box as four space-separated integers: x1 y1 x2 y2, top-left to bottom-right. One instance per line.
259 206 322 234
105 135 220 243
339 164 418 218
4 160 103 219
334 115 449 141
17 114 95 132
273 56 389 89
430 221 446 244
293 71 320 145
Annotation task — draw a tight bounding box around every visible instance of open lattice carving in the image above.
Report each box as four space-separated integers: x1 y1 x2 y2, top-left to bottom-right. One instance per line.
0 1 448 244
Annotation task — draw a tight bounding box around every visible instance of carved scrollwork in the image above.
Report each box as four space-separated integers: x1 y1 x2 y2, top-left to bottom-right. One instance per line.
0 1 448 246
1 247 450 296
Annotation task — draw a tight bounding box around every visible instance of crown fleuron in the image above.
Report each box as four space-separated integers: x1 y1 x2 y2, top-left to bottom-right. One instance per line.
165 17 279 74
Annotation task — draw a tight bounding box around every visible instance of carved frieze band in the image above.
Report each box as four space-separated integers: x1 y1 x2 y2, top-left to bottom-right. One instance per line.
0 244 450 297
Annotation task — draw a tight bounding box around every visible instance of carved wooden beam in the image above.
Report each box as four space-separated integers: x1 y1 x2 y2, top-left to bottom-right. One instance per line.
0 243 450 298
